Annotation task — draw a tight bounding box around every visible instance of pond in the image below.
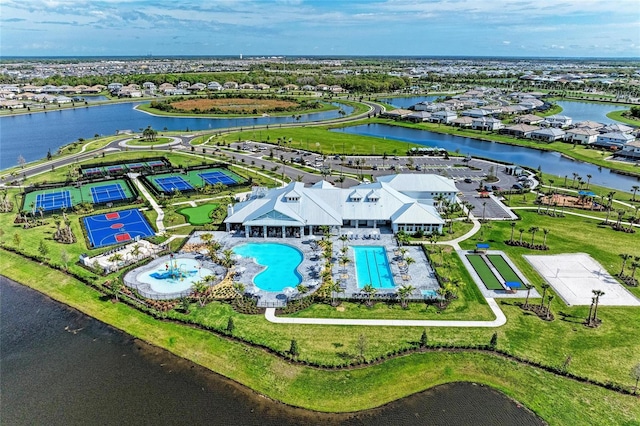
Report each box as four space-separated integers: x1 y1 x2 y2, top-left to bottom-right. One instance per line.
0 277 544 425
0 101 354 170
333 123 639 191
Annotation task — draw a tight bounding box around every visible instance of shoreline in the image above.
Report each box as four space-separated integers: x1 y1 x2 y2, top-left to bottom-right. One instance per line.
1 249 638 424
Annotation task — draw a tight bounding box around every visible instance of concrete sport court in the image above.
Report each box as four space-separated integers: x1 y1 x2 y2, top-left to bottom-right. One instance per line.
524 253 640 307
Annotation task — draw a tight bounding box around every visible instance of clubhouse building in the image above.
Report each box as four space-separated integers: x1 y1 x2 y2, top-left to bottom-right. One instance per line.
224 174 457 238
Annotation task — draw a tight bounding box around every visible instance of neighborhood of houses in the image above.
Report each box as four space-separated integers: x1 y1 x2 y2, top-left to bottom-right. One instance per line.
0 80 346 110
381 89 640 160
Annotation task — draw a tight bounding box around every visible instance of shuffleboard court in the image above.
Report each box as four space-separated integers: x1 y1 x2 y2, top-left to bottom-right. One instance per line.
90 183 128 203
83 208 155 248
466 255 504 290
34 190 72 212
487 254 522 284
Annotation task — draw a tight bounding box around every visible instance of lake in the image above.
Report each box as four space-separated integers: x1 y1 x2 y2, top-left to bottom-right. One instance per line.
378 95 438 109
0 102 354 170
0 277 544 426
555 100 627 123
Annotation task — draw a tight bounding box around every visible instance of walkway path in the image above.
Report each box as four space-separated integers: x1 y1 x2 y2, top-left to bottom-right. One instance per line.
264 297 506 327
439 217 482 250
128 173 166 232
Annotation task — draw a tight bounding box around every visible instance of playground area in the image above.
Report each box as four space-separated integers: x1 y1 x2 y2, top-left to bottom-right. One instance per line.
147 167 247 194
22 179 135 213
177 203 220 225
538 192 604 211
83 208 156 248
81 159 169 178
525 253 640 306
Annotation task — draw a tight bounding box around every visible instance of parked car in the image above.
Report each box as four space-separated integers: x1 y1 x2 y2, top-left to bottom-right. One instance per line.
464 178 473 183
512 183 524 190
491 185 500 191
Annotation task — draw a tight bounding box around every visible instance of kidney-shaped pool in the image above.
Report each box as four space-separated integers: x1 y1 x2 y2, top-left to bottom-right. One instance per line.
232 243 303 291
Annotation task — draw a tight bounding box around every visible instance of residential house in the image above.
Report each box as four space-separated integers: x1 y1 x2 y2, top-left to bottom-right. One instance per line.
430 110 457 124
600 123 633 134
542 115 572 128
239 83 255 90
461 108 493 118
383 109 412 119
207 81 223 91
617 140 640 160
142 82 156 95
595 132 636 149
177 81 190 90
530 128 566 142
515 114 545 125
501 124 540 138
282 84 299 91
564 128 599 145
471 117 504 131
223 81 238 89
255 83 271 90
450 116 474 128
407 111 432 122
573 120 604 131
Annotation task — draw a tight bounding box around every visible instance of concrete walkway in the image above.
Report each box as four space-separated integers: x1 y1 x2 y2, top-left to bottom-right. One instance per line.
264 297 506 327
440 217 482 250
129 173 166 232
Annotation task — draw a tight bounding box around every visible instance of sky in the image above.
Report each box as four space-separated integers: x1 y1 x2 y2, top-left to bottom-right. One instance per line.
1 0 639 58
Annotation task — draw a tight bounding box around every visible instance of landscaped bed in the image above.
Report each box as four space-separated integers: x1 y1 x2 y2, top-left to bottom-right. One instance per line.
466 254 504 290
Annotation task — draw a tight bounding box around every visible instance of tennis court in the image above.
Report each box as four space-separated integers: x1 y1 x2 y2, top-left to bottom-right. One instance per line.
83 208 155 248
34 190 72 212
90 183 129 203
152 175 195 193
199 170 237 185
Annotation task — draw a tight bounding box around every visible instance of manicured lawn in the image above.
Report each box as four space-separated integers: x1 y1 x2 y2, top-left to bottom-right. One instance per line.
606 109 640 126
466 254 503 290
126 137 174 146
487 254 522 284
2 250 640 425
177 203 219 225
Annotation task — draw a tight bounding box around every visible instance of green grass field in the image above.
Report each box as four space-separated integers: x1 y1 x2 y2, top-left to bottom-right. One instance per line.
487 254 522 284
466 255 504 290
177 203 220 225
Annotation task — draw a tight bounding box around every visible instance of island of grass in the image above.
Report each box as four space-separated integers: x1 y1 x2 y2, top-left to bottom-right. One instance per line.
143 94 334 117
177 203 219 226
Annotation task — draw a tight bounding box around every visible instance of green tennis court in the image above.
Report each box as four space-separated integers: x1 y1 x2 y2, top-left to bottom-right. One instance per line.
148 167 247 194
177 203 220 225
466 254 504 290
22 179 135 213
487 254 521 284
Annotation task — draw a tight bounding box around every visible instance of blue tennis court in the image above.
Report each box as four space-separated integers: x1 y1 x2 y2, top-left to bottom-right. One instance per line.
90 183 128 203
82 167 103 177
153 176 194 192
198 171 237 185
35 190 72 212
83 208 155 248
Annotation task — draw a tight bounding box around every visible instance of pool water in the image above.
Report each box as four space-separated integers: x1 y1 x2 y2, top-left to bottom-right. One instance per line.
232 243 303 291
353 246 395 288
137 258 212 294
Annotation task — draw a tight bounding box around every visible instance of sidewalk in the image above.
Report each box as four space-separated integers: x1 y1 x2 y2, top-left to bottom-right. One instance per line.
264 297 506 328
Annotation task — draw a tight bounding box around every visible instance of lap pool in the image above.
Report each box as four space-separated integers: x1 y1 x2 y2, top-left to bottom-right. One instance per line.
353 246 395 289
232 243 303 292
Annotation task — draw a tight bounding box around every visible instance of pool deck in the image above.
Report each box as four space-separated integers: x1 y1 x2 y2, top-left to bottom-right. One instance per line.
193 230 440 307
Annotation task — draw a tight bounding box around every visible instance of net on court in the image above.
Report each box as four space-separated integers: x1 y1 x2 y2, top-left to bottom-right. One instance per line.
198 171 237 185
90 183 128 203
34 190 72 212
152 175 194 193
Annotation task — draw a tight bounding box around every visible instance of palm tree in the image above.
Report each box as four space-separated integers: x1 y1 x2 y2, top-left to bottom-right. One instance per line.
361 283 377 307
542 228 550 247
528 226 539 246
629 258 640 282
396 230 410 247
327 280 342 306
509 222 516 243
518 228 525 244
339 255 350 273
591 290 605 325
571 172 578 188
539 283 549 309
615 210 625 229
619 253 632 276
632 185 639 202
192 280 209 306
546 294 554 320
524 285 532 309
339 234 348 249
397 284 415 309
130 243 142 262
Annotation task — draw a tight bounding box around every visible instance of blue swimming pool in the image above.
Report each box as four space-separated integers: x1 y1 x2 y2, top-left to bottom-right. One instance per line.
353 246 395 288
232 243 303 291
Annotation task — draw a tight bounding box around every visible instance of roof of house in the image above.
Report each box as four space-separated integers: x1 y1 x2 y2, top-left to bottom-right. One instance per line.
531 128 566 136
505 123 540 133
376 174 458 194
